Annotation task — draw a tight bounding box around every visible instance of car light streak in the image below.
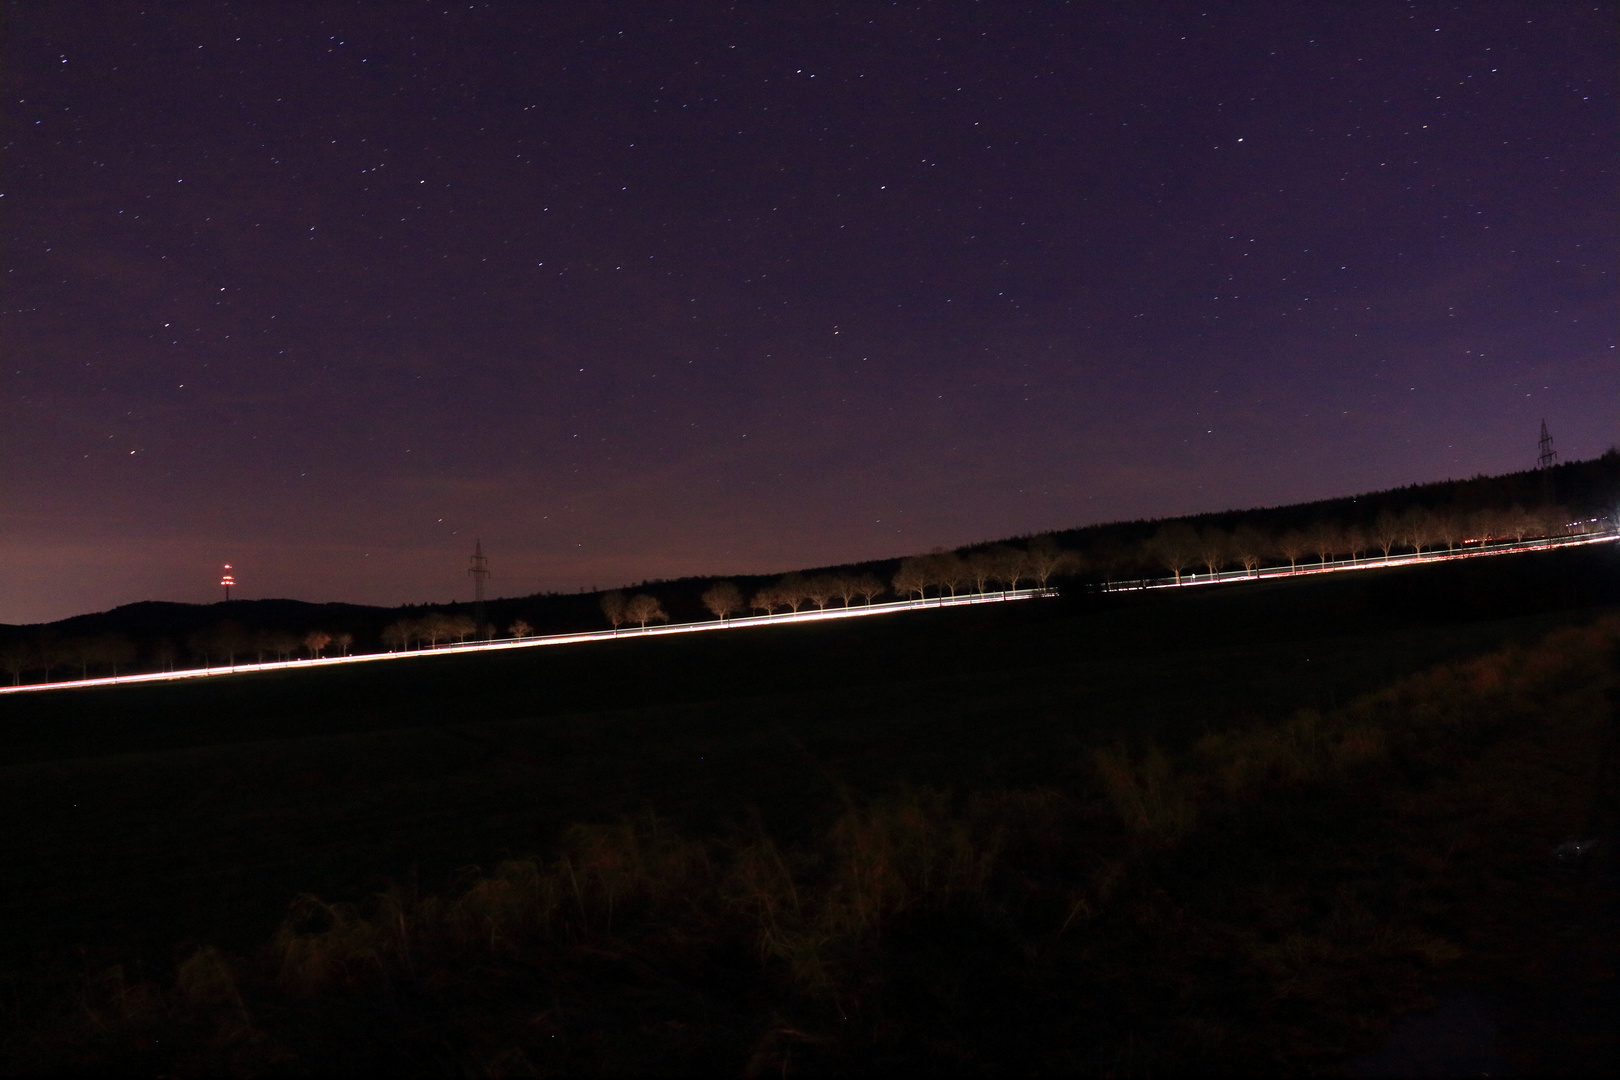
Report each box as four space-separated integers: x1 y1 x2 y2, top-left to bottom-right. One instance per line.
1103 528 1619 593
0 588 1049 695
4 529 1613 697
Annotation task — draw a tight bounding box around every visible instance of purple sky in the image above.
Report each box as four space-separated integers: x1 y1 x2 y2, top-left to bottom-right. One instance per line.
3 3 1615 624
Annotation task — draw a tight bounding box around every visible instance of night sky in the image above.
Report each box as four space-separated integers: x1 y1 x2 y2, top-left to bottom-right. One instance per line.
3 3 1614 624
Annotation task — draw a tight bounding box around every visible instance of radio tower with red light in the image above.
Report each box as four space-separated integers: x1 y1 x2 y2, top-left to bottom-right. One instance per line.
220 564 236 602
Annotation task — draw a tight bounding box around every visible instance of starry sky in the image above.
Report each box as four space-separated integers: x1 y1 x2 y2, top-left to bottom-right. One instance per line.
3 2 1615 624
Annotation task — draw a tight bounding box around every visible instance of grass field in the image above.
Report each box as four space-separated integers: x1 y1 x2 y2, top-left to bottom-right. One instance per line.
2 544 1617 1072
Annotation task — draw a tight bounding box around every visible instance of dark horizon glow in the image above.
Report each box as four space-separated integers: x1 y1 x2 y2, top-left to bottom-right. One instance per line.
3 3 1615 624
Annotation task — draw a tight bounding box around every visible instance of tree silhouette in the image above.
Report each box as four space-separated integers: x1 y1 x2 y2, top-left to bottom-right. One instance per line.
750 585 779 617
0 641 31 685
1026 537 1074 589
1345 526 1371 562
774 573 810 612
852 574 885 605
701 581 744 622
1231 526 1268 576
892 557 930 602
70 637 100 678
625 594 668 629
416 613 455 646
1148 524 1198 584
1277 529 1308 571
1505 504 1538 543
993 546 1031 590
600 591 628 632
1432 511 1462 552
1373 509 1403 560
1399 507 1436 555
1468 507 1506 543
303 630 332 658
966 551 997 594
1197 529 1230 578
931 553 968 597
805 575 837 610
832 574 860 607
381 620 413 651
507 619 533 639
333 632 354 656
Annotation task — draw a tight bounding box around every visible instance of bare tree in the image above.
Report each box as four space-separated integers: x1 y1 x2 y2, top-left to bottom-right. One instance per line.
1196 528 1230 579
97 635 137 676
600 591 628 633
750 585 779 617
701 581 744 622
447 614 478 642
831 574 860 607
805 575 838 610
1231 526 1268 576
1148 523 1198 584
892 557 931 601
1026 536 1074 589
930 553 968 597
625 594 668 628
1372 509 1403 560
381 620 413 651
1277 529 1308 571
774 573 811 612
0 641 31 685
153 637 178 671
1308 522 1341 565
852 573 885 605
416 613 455 646
507 619 533 639
992 545 1031 591
69 637 99 678
303 630 333 658
966 551 998 594
1505 504 1539 543
1344 526 1371 562
1467 507 1506 544
333 632 354 656
195 623 249 666
43 637 77 679
1429 511 1461 552
1399 507 1437 556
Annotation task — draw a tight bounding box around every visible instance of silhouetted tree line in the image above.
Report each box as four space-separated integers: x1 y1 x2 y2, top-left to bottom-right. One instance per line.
1136 502 1596 584
5 453 1615 683
380 612 487 650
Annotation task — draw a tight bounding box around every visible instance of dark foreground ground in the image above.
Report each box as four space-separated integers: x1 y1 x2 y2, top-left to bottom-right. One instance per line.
2 545 1618 1073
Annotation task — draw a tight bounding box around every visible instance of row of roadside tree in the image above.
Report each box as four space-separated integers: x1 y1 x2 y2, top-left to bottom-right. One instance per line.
6 454 1616 684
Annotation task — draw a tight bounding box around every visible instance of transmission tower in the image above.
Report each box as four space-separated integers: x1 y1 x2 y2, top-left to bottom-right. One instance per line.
1538 420 1558 507
467 539 490 633
1537 419 1558 470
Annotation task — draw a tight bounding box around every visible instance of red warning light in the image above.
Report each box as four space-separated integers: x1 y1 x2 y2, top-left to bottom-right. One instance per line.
221 564 235 601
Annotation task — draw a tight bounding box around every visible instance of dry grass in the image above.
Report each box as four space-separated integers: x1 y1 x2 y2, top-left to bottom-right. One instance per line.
11 616 1618 1074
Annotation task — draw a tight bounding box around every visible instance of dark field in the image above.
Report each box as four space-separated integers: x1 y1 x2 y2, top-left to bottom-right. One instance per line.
3 545 1618 1073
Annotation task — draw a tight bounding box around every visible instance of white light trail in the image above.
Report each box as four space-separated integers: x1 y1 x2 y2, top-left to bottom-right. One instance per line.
0 589 1048 696
4 529 1613 698
1104 529 1619 593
